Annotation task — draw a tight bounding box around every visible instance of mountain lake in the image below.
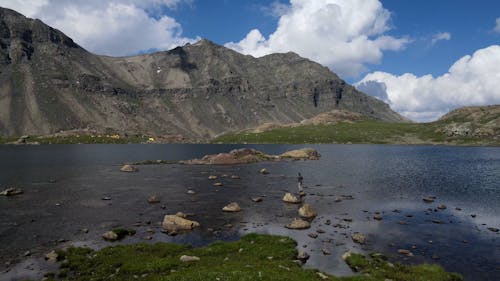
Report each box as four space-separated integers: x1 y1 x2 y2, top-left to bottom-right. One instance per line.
0 144 498 281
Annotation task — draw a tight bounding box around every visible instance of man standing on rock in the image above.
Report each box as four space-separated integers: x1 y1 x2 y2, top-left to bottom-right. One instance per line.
298 173 304 193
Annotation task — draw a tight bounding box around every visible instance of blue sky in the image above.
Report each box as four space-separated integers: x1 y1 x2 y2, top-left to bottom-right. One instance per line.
0 0 499 121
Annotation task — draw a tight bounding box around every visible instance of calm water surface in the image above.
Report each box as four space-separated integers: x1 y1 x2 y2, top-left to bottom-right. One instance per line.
0 144 499 280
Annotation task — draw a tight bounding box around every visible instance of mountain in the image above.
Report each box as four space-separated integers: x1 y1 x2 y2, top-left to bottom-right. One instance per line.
0 7 406 140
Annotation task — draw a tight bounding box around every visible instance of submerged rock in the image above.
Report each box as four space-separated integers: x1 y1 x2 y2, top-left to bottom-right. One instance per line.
285 218 310 229
282 193 301 204
351 232 366 244
259 168 269 174
222 202 241 212
162 214 200 234
423 196 435 203
120 164 138 172
298 204 317 218
251 197 263 202
147 195 160 204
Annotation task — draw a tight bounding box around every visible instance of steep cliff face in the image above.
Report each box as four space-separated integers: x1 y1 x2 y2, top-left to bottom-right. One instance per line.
0 7 406 139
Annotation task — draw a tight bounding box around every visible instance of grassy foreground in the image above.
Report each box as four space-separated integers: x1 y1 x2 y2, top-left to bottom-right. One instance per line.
211 120 497 145
43 234 462 281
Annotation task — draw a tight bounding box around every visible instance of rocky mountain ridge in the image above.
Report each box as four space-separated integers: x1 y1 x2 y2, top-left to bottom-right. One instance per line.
0 7 406 139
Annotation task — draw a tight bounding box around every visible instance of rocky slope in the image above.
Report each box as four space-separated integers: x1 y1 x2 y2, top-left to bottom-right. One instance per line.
0 7 406 140
435 105 499 138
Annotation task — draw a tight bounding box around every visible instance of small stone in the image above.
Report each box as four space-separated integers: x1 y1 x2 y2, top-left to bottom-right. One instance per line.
316 272 329 280
432 219 443 224
373 214 383 221
437 204 447 210
23 251 31 257
251 197 263 202
308 233 318 238
143 236 153 240
423 197 435 203
455 207 462 211
297 250 310 262
120 164 138 172
187 190 196 195
175 212 188 218
471 214 476 218
397 249 413 257
230 175 240 179
398 221 407 225
45 251 58 263
102 196 112 201
147 195 160 204
102 231 118 241
322 247 331 255
208 175 218 180
259 168 269 175
487 227 499 232
222 202 241 212
282 193 301 204
341 251 352 261
343 218 352 222
432 254 440 260
325 220 331 225
285 218 311 229
213 182 223 187
179 255 200 262
351 232 366 244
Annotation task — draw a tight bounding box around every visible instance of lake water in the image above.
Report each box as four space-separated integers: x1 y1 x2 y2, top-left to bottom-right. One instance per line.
0 144 499 281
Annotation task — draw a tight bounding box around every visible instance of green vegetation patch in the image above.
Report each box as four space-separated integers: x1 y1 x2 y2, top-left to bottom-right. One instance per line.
46 234 461 281
212 120 498 145
344 253 462 281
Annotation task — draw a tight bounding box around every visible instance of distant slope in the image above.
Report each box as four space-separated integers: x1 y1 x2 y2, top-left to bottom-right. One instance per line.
212 105 500 146
0 7 406 140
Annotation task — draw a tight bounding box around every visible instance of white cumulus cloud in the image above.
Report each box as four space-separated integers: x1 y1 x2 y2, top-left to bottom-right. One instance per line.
356 45 500 122
495 17 500 33
431 32 451 45
0 0 196 56
226 0 410 78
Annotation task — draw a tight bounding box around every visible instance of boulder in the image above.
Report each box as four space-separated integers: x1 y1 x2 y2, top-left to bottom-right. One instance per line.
282 193 301 204
120 164 138 172
162 215 200 233
180 255 200 262
298 204 317 218
285 218 311 229
222 202 241 212
280 148 321 160
102 231 118 241
351 232 366 244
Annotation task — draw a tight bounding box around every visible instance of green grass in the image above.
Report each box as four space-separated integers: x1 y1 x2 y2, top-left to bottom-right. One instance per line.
211 120 498 145
45 234 461 281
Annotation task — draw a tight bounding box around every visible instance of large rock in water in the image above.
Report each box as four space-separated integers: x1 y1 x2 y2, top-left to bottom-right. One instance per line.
280 148 321 160
298 204 317 218
282 193 301 204
286 218 311 229
162 214 200 234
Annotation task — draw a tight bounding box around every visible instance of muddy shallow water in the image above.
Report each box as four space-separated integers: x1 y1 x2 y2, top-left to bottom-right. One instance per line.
0 144 499 281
